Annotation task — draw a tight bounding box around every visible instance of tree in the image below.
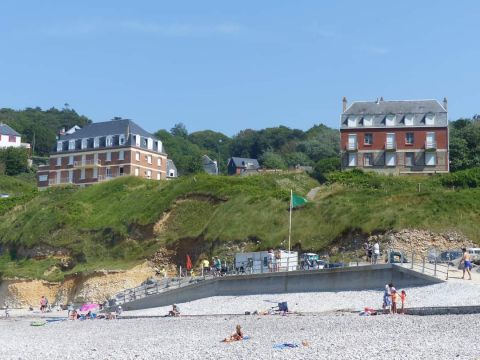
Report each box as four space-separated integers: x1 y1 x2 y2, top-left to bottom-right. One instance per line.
313 157 341 183
170 123 188 138
260 151 287 169
0 148 29 176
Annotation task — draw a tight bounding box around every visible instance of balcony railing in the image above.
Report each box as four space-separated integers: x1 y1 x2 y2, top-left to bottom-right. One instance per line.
98 173 125 182
73 159 102 168
385 141 396 150
346 143 357 151
48 177 74 186
425 141 437 150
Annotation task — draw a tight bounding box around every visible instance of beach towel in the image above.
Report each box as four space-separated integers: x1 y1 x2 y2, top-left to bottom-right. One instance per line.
30 321 46 327
273 343 299 349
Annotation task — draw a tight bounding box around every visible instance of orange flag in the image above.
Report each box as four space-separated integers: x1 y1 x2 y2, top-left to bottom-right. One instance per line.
186 255 193 270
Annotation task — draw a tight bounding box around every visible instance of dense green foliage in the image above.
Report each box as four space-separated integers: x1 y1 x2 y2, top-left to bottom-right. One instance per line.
0 148 30 176
449 118 480 171
0 107 91 156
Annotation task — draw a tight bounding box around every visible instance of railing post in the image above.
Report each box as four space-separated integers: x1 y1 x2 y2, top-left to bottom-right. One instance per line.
133 287 136 300
434 258 437 277
422 257 425 273
411 252 414 269
156 282 159 294
287 256 290 272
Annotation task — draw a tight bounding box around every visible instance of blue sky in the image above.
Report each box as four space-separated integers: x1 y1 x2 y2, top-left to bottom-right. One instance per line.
1 1 479 135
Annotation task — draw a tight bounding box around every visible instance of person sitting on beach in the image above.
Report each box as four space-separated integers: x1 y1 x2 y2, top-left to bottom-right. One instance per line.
69 309 78 320
222 325 244 342
169 304 180 317
461 248 472 280
400 290 407 314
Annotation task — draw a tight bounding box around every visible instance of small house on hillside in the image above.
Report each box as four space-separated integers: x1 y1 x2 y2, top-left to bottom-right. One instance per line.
202 155 218 175
0 123 30 151
227 157 260 175
167 159 178 178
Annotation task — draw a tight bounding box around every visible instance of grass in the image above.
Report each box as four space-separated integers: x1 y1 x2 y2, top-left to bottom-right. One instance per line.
0 169 480 281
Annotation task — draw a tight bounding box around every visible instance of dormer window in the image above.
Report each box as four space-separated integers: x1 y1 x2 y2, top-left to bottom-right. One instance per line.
68 140 76 150
57 141 63 152
147 138 153 150
134 135 141 147
386 114 396 127
404 114 414 126
94 137 99 148
143 138 148 147
363 116 373 127
119 134 125 145
106 136 113 147
81 138 88 149
425 113 435 126
347 116 357 127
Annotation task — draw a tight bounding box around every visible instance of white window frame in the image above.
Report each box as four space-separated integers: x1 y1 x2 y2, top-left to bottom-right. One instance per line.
386 115 396 127
363 116 373 127
134 167 139 176
81 138 88 149
135 152 140 161
39 175 48 182
157 157 162 167
93 168 98 179
80 168 86 180
363 153 373 167
106 152 112 162
425 152 436 166
119 134 125 145
156 173 161 180
364 133 373 145
119 150 124 161
404 114 414 126
94 137 100 148
57 141 63 152
386 133 396 149
106 136 113 147
405 152 415 167
56 157 62 167
347 134 357 150
348 153 357 167
425 113 435 126
146 169 152 179
347 116 357 127
68 155 74 165
147 138 153 150
385 152 396 167
405 132 414 145
68 140 76 150
147 155 152 164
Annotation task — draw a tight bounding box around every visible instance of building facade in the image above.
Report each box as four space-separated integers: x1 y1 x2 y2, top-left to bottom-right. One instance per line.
340 98 449 174
0 123 30 150
227 157 260 175
37 119 173 188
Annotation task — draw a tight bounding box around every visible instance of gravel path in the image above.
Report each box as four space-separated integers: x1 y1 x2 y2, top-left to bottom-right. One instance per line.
125 282 480 316
0 313 479 359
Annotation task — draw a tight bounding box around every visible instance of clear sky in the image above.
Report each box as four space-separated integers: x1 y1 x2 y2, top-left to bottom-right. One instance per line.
1 1 479 135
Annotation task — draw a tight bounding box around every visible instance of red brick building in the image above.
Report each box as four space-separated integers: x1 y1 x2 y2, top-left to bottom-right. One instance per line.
37 119 175 188
340 98 449 174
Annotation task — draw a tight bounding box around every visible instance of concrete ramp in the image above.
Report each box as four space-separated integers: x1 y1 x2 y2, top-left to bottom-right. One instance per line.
124 264 442 311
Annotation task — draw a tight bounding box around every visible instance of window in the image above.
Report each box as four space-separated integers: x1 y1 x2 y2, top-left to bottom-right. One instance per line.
348 153 357 167
143 138 148 147
347 116 357 127
157 158 162 167
363 153 373 167
425 113 435 126
81 139 88 149
386 115 396 126
147 155 152 164
385 152 396 166
386 133 396 149
119 150 124 161
169 170 175 177
119 134 125 145
425 152 436 166
106 167 112 178
147 138 153 150
57 141 63 152
94 137 99 148
364 133 373 145
146 170 152 179
68 170 73 183
106 136 113 147
156 140 163 153
363 116 373 127
80 168 86 180
157 173 161 180
135 152 140 161
68 140 76 150
68 155 74 165
404 114 414 126
347 134 357 150
119 166 124 176
426 132 436 149
39 175 48 182
106 152 111 162
134 167 139 176
9 135 16 142
56 157 62 167
405 133 414 145
93 168 98 178
135 135 141 147
405 152 415 167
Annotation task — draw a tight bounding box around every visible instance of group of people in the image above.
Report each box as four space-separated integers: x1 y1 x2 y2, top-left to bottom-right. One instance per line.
382 283 406 314
201 257 223 276
364 242 381 264
39 296 49 313
267 249 282 272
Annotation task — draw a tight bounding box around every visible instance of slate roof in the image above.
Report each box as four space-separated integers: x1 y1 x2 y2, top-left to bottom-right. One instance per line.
229 157 260 169
59 119 156 141
202 155 218 175
0 123 20 136
341 99 448 128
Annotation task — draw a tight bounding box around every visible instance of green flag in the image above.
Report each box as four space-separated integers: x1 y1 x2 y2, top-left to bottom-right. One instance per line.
291 193 308 208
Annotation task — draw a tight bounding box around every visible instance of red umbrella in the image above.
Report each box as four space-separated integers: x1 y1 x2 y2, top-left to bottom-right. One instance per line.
186 255 193 270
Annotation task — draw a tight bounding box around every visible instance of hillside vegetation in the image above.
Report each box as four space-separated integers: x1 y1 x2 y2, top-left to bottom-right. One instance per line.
0 169 479 281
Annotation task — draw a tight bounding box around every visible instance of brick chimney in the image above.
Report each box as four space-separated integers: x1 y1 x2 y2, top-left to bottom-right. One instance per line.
342 97 347 112
443 97 448 111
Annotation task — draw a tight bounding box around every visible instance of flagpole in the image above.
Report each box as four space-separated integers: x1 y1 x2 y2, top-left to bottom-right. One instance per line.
288 189 292 253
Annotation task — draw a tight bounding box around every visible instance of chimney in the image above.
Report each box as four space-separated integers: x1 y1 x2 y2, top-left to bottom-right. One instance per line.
342 97 347 112
443 97 448 111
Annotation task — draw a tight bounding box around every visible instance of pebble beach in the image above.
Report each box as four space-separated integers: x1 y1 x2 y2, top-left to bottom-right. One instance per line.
1 282 480 359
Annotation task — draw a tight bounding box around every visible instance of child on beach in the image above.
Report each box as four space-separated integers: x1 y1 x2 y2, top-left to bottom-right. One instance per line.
400 290 407 314
222 325 244 342
390 290 398 314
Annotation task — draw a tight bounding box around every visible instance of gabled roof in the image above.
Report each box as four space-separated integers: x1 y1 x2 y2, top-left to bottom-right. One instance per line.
229 157 260 169
344 100 446 115
0 123 20 136
59 119 156 141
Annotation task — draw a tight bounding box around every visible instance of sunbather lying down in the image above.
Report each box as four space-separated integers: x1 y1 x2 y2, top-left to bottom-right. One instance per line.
222 325 244 343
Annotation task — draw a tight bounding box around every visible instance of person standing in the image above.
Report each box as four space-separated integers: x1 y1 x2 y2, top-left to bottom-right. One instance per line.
373 242 380 264
461 248 472 280
39 296 47 313
400 290 407 314
382 283 391 314
267 250 275 272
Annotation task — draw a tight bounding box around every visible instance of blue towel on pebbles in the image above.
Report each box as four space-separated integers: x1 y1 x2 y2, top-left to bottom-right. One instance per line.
273 343 299 349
